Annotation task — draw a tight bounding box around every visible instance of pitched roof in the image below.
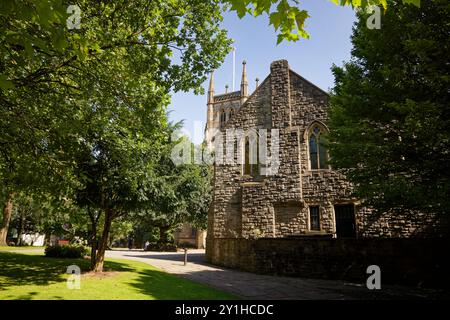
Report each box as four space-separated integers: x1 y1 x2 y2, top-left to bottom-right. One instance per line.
214 91 241 102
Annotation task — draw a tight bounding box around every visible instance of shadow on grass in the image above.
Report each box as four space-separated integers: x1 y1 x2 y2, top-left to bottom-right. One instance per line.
0 252 234 300
127 268 237 300
13 291 38 300
0 252 132 288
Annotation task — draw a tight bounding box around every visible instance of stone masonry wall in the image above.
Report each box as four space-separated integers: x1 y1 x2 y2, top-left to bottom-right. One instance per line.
208 237 450 288
208 60 359 243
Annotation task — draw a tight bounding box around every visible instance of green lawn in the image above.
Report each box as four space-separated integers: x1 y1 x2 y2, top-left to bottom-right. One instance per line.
0 252 237 300
0 246 45 251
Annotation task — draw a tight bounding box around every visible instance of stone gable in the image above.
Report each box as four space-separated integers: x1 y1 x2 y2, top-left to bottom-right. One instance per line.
206 60 449 262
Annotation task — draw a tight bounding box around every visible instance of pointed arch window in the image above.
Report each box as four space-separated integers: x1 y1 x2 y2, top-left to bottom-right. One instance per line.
220 109 226 127
308 124 329 170
229 109 235 120
243 135 259 176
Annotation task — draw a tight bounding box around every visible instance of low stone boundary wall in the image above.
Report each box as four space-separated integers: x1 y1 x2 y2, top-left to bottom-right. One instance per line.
206 237 450 288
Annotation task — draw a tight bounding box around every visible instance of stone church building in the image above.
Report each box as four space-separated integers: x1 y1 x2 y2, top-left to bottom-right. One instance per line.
204 60 447 263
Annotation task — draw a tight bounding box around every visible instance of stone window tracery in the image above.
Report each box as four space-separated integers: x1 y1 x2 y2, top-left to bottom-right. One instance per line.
243 134 259 176
308 123 329 170
220 109 226 127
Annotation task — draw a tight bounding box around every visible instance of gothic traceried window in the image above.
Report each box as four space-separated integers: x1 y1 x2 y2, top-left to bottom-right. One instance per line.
308 124 329 170
244 139 250 175
243 135 259 176
220 109 226 127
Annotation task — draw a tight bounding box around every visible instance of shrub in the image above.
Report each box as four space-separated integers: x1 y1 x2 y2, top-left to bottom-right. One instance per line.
178 242 197 249
45 245 88 259
70 236 88 248
144 242 177 252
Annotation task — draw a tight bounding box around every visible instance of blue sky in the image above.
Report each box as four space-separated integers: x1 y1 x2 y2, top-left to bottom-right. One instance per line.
169 1 357 143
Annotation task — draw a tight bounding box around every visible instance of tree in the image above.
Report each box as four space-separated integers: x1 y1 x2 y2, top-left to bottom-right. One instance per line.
183 163 213 231
0 191 14 246
7 192 85 246
72 111 161 271
224 0 421 43
9 194 43 246
135 133 213 244
108 219 133 248
0 0 423 245
328 0 450 213
130 221 160 249
1 0 231 269
0 146 47 245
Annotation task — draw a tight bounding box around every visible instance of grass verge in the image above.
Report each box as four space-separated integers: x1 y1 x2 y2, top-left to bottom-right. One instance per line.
0 246 45 251
0 251 237 300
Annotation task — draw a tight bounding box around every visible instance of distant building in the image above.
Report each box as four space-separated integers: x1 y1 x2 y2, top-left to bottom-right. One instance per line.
7 229 45 246
173 223 206 249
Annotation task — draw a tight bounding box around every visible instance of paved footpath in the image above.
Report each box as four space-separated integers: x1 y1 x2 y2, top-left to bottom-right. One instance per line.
106 249 448 300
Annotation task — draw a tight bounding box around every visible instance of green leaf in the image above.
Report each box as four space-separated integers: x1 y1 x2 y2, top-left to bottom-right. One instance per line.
0 74 14 89
228 0 250 18
276 34 284 45
295 10 309 30
253 0 272 15
22 39 34 57
90 43 103 54
269 12 282 30
403 0 421 7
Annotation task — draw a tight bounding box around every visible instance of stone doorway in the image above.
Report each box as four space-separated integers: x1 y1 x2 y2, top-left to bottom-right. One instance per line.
334 204 356 238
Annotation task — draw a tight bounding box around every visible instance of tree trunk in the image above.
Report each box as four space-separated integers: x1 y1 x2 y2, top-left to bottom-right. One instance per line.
16 209 25 246
158 226 169 244
93 209 114 272
90 238 97 270
0 193 14 246
90 224 97 270
88 209 100 270
108 235 113 249
44 231 51 246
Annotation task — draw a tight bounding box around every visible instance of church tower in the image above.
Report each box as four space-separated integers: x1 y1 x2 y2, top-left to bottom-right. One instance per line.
204 61 250 149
